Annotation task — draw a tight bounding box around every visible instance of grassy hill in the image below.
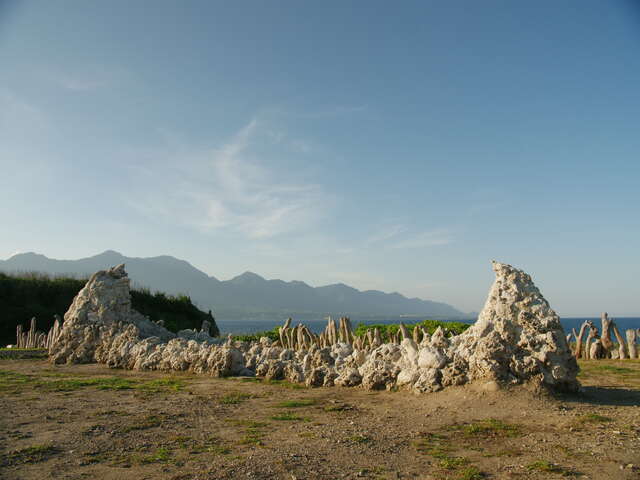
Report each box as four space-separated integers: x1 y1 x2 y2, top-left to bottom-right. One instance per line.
0 272 219 346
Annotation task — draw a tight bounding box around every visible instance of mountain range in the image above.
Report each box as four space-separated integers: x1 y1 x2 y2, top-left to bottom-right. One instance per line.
0 250 467 319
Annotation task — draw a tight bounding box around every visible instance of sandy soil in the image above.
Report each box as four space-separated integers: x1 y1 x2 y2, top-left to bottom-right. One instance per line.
1 358 639 480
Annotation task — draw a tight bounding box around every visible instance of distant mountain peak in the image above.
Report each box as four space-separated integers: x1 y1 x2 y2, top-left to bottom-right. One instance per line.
94 250 124 258
230 271 266 283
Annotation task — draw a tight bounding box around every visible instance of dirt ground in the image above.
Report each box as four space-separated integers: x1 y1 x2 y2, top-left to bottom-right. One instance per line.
1 358 639 480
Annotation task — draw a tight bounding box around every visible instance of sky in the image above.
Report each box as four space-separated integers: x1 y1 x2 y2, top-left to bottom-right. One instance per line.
1 1 639 316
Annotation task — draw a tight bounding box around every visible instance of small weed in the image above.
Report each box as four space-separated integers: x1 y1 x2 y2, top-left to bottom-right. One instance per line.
451 418 520 437
276 399 315 408
1 444 58 465
271 412 308 421
120 414 163 432
324 403 353 412
233 419 269 446
138 378 185 392
574 413 613 424
414 433 452 458
237 377 261 383
137 447 172 464
439 456 469 470
592 365 635 374
171 434 230 454
457 466 485 480
485 447 522 457
265 379 306 389
348 435 372 444
527 461 580 476
220 392 253 404
239 430 265 446
0 370 34 392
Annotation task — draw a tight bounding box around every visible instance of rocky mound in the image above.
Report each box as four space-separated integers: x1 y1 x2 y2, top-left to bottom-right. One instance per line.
48 261 579 393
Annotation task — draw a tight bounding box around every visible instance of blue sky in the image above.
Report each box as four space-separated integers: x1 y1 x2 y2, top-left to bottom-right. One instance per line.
1 1 639 315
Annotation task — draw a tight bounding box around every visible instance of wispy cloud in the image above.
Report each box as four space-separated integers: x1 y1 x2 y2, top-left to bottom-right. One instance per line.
128 116 330 239
388 229 453 249
44 66 129 91
365 223 453 250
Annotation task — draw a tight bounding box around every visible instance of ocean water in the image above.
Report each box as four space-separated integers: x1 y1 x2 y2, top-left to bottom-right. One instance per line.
216 316 640 336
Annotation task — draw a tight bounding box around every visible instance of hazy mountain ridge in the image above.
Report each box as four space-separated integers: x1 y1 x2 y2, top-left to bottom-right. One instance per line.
0 250 466 318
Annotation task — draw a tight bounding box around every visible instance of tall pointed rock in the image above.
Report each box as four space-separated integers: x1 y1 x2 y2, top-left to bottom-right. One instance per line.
452 261 579 391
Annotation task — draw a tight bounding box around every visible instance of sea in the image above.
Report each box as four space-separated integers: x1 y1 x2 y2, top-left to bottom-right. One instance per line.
216 315 640 336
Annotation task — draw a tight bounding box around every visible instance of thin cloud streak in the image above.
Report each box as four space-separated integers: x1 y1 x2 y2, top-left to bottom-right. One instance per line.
128 116 331 239
365 223 453 250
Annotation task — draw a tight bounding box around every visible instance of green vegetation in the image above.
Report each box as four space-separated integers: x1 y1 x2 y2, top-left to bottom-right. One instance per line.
219 392 253 404
414 432 453 458
226 419 271 446
527 461 580 476
572 413 613 425
137 447 172 464
1 444 58 466
276 399 315 408
0 271 218 346
232 326 280 343
120 414 164 433
232 319 472 344
0 369 186 394
354 319 470 342
439 456 469 470
590 365 635 374
348 435 372 444
450 418 521 437
270 412 307 421
457 466 485 480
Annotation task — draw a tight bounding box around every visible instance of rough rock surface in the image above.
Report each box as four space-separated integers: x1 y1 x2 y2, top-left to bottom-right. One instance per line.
49 261 579 393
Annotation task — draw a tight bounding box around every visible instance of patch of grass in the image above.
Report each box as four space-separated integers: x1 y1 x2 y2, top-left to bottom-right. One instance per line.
414 433 452 458
270 412 308 421
457 466 485 480
119 414 163 433
324 403 353 412
231 419 270 447
348 435 372 444
237 377 261 383
42 377 137 391
573 413 613 425
220 392 253 404
0 370 187 394
265 379 306 389
485 447 522 458
451 418 520 437
591 365 635 374
172 435 230 454
1 444 58 466
138 378 185 392
136 447 172 464
439 456 469 470
527 461 580 476
0 370 33 392
239 428 266 446
276 399 315 408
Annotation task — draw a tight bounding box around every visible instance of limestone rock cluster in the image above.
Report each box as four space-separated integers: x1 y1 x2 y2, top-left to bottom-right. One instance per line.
569 313 639 360
14 316 62 350
48 261 580 393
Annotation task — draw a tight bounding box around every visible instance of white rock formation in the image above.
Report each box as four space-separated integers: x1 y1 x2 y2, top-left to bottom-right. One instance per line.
49 261 579 393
